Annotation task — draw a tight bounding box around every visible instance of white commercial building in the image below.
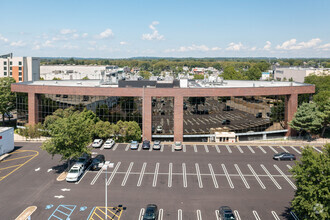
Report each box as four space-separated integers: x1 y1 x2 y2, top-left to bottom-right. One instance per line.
274 67 329 82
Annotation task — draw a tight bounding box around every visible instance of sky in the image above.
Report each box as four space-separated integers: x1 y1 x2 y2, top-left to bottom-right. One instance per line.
1 0 330 58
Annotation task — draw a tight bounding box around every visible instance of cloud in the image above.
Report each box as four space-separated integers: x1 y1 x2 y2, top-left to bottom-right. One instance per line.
60 29 77 35
32 45 41 50
165 44 221 53
10 40 26 47
250 46 257 51
120 41 128 45
62 44 79 50
0 34 8 42
142 21 164 41
263 41 271 50
318 43 330 51
43 40 54 48
276 38 321 50
97 29 114 39
226 42 243 51
82 33 88 38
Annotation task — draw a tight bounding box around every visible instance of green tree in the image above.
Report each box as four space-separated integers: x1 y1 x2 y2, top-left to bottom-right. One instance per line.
116 120 141 142
139 70 152 79
222 66 246 80
314 91 330 137
255 61 270 72
52 77 62 80
193 74 204 80
246 66 262 80
0 77 16 124
82 76 89 80
18 123 44 140
94 121 115 139
290 145 330 220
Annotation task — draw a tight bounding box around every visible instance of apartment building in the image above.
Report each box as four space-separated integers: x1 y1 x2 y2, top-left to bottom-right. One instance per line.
0 53 40 82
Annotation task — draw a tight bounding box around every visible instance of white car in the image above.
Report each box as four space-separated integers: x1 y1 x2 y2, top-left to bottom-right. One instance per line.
156 126 163 133
66 164 84 182
153 140 161 150
92 139 103 148
130 141 139 150
103 139 115 149
173 141 182 151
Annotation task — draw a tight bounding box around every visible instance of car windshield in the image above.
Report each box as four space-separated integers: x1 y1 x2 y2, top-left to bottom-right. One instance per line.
69 169 79 173
224 213 235 218
94 141 99 144
145 209 155 217
132 141 137 144
175 142 181 146
105 141 111 144
77 158 86 163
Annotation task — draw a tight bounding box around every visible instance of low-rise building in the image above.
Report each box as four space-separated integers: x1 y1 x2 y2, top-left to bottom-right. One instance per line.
274 67 329 82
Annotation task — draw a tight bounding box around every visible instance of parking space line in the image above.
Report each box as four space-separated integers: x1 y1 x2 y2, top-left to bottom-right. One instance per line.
0 164 20 170
138 208 145 220
149 145 153 152
247 145 255 154
234 164 250 189
290 211 299 220
221 164 234 188
215 145 220 153
90 167 104 185
152 163 159 187
204 145 209 153
273 165 296 189
313 146 323 153
208 164 219 188
76 164 92 184
182 163 187 188
183 144 186 152
112 143 119 151
0 154 34 162
194 144 198 153
172 144 175 152
138 144 142 151
279 146 289 153
168 163 172 188
271 211 280 220
226 145 232 153
248 164 266 189
215 210 220 220
195 163 203 188
125 144 130 151
236 145 243 153
260 164 281 189
160 144 164 152
258 146 267 154
287 164 292 170
121 162 134 186
196 209 202 220
137 162 147 187
290 146 301 154
178 209 182 220
269 146 278 153
158 209 163 220
48 205 76 220
252 210 261 220
107 162 121 185
234 210 241 220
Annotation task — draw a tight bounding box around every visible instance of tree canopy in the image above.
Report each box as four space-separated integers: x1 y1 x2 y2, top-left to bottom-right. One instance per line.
0 77 16 123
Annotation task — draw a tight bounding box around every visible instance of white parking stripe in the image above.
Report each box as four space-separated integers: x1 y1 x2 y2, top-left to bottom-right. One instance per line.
195 163 203 188
248 164 266 189
178 209 182 220
172 144 175 152
152 163 159 187
234 210 241 220
226 145 232 153
125 144 130 151
121 162 134 186
290 146 301 154
138 144 142 151
221 164 234 188
215 210 220 220
274 165 296 189
137 162 147 187
272 211 280 220
269 146 278 153
182 163 187 188
196 210 202 220
234 164 250 189
168 163 172 188
215 145 220 153
253 210 261 220
75 164 92 184
112 143 119 151
279 146 289 152
90 167 103 185
160 144 164 152
290 211 299 220
260 164 281 189
287 164 292 170
204 145 209 153
149 145 153 152
247 145 255 154
158 209 163 220
236 145 243 153
208 164 219 188
313 146 323 153
258 146 267 154
194 144 198 153
183 144 186 152
139 208 145 220
107 162 121 185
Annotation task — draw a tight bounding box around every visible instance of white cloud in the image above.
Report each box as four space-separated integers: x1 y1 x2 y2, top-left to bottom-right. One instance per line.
226 42 243 51
120 41 128 45
97 29 114 39
82 33 88 38
211 47 222 51
276 38 321 50
32 45 41 50
0 34 8 42
250 46 257 51
318 43 330 51
263 41 271 50
165 44 221 53
72 33 79 39
142 21 164 41
43 40 54 48
62 44 79 50
10 41 26 47
60 29 76 35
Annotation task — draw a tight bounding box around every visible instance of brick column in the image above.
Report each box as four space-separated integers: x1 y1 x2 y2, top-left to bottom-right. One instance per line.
142 94 152 141
285 93 298 136
28 93 39 125
174 95 183 142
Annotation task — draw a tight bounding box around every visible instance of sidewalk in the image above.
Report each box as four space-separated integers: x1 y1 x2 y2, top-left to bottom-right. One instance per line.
14 134 50 142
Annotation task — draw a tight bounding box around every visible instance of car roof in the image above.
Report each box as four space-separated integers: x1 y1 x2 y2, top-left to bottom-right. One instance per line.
94 139 102 141
220 206 232 210
131 140 138 143
72 164 83 169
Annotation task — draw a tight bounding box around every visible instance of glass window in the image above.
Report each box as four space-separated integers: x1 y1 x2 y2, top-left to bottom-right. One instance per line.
19 77 22 82
19 72 22 76
10 72 12 76
3 61 6 65
4 72 7 76
3 66 6 70
10 67 12 70
19 61 22 65
10 61 12 65
19 67 22 70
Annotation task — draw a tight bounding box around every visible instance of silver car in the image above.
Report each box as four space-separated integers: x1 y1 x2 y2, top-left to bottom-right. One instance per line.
130 141 139 150
153 140 161 150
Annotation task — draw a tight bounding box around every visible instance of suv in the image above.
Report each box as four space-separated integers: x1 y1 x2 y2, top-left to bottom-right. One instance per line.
143 204 158 220
92 139 103 148
142 140 151 150
91 154 105 170
66 164 84 182
219 206 236 220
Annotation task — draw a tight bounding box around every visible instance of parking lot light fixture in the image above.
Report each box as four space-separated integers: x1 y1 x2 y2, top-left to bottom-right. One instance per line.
101 161 114 220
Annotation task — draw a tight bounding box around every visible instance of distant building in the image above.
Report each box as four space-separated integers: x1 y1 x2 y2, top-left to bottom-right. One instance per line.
0 53 40 82
261 72 271 80
274 67 329 82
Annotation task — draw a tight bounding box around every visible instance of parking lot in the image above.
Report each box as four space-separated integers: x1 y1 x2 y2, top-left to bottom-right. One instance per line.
0 142 325 220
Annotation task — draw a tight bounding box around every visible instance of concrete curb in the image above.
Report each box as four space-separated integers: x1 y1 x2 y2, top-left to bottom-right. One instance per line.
0 153 10 162
15 206 37 220
57 172 68 181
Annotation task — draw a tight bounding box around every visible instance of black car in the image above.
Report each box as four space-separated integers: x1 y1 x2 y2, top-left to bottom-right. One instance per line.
273 152 296 161
143 204 158 220
256 112 262 118
222 119 231 125
142 140 151 150
219 206 236 220
75 153 91 170
91 154 105 170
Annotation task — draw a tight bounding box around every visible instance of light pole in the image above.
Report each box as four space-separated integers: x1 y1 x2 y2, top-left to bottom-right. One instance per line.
100 161 114 220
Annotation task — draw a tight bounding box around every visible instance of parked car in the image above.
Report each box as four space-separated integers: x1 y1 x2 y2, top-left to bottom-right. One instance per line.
66 164 84 182
92 139 103 148
273 152 296 161
256 112 262 118
142 140 151 150
143 204 158 220
219 206 236 220
90 154 105 170
156 125 163 133
103 139 115 149
223 106 233 111
130 140 139 150
222 119 231 125
153 140 161 150
75 153 91 170
173 141 182 151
